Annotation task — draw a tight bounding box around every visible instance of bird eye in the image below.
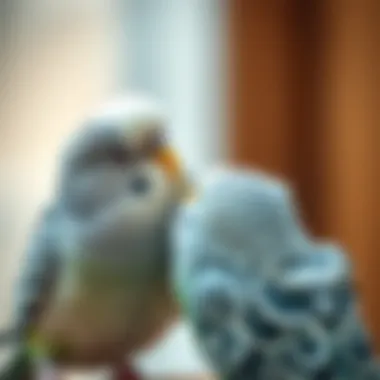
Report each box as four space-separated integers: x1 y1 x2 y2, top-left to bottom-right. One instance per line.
129 174 151 195
108 144 131 165
144 130 166 156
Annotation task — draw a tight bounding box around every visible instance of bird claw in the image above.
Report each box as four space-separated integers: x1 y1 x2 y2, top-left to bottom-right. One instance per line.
113 364 141 380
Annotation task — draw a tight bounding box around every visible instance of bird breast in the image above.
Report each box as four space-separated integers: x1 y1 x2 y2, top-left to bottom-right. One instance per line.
34 257 176 367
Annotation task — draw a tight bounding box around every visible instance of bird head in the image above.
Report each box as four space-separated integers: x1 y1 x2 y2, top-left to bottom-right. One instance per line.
174 168 309 275
56 95 190 248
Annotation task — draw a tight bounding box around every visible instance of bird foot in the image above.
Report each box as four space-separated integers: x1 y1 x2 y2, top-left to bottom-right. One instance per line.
113 364 141 380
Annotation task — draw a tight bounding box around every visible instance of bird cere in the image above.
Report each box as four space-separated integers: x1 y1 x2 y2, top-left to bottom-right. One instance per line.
1 96 378 380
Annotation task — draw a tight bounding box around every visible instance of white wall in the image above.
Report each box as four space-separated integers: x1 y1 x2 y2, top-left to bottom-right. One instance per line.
122 1 228 377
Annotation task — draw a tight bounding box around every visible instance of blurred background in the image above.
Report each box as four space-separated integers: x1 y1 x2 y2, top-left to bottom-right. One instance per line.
0 0 378 379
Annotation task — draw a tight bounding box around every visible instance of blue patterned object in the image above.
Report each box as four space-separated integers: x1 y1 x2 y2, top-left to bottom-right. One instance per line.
172 169 379 380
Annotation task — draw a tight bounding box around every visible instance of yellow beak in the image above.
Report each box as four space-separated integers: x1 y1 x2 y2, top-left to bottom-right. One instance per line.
154 145 196 201
154 146 183 181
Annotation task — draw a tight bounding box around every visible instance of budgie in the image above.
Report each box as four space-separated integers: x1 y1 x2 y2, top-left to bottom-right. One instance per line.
171 168 380 380
0 95 189 380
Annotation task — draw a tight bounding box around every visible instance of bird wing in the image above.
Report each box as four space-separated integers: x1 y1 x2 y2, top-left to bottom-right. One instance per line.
13 206 61 339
